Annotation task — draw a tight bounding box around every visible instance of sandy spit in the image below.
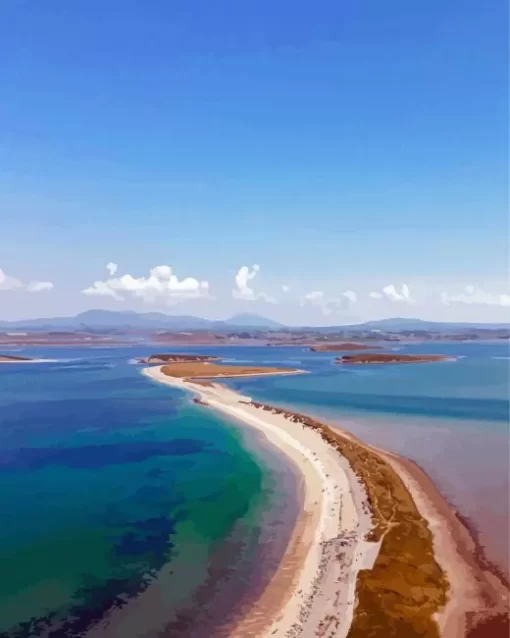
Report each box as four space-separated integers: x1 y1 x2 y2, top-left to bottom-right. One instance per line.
143 366 376 638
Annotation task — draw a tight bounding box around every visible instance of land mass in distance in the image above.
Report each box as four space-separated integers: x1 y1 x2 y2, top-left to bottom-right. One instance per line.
336 353 454 365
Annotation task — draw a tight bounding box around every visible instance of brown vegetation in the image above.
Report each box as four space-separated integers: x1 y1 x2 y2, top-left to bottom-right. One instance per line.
248 401 449 637
310 342 382 352
0 354 33 362
160 362 299 379
142 353 219 364
336 353 453 365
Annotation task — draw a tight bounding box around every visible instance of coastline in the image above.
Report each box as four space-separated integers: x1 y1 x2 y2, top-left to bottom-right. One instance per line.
377 451 509 636
0 358 50 364
143 366 375 637
143 365 508 637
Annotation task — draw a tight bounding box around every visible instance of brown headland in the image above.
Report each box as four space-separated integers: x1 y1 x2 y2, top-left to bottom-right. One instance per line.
159 361 302 379
336 353 454 364
140 353 220 364
0 354 35 362
310 342 383 352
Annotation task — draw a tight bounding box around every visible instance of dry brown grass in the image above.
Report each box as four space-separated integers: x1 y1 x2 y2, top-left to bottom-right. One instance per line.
250 401 449 637
160 362 298 379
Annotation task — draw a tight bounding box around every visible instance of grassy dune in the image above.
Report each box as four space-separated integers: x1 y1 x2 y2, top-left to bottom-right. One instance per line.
160 362 299 378
249 402 449 637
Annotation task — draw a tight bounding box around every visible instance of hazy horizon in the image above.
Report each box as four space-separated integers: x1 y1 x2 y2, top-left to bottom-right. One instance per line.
1 2 508 324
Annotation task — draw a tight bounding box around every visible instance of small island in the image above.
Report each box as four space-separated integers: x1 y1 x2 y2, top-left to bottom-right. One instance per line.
160 362 302 379
139 353 220 364
310 342 382 352
336 353 454 365
0 354 38 363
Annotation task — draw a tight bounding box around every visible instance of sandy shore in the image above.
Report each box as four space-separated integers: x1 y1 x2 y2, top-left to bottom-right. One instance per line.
377 450 509 637
0 358 53 363
143 366 376 637
143 366 509 637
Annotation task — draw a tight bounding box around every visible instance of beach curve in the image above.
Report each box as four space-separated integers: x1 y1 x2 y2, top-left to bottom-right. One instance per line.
143 365 375 637
142 364 508 637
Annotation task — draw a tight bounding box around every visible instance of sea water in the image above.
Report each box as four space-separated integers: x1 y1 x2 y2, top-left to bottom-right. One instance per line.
0 341 508 636
220 341 510 576
0 347 299 637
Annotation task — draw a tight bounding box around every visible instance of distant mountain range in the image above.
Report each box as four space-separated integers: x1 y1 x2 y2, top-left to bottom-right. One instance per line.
0 310 285 331
339 317 510 332
0 310 508 333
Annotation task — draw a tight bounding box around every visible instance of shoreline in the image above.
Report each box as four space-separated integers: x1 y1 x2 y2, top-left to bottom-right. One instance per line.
143 366 375 637
0 358 55 364
143 366 508 637
378 452 509 636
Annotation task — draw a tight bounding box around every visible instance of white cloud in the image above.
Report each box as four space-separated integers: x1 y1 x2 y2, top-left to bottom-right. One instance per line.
0 268 53 293
82 265 211 303
343 290 357 303
441 286 510 307
232 264 277 303
367 284 415 303
0 268 23 291
302 291 324 302
106 262 118 276
83 280 123 300
26 281 54 292
282 285 290 293
300 291 349 316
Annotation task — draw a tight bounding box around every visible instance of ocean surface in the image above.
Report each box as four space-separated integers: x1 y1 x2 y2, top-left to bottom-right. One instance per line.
0 340 508 636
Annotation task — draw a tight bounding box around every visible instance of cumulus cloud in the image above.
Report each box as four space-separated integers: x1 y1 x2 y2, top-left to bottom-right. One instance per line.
82 265 211 303
0 268 23 291
367 283 416 303
342 290 357 303
26 281 54 292
0 268 53 293
106 262 118 276
382 283 414 303
302 291 324 302
300 291 351 316
232 265 277 303
441 286 510 307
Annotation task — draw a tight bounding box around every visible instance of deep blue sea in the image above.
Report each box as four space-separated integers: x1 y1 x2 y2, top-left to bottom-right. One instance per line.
0 340 508 635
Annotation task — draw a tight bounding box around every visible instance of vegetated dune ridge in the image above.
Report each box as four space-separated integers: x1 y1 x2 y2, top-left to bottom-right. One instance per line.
143 363 508 637
158 361 304 378
140 353 220 364
336 353 455 364
310 343 383 352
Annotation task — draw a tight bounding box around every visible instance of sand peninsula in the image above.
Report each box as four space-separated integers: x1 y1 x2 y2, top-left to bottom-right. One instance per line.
336 353 455 365
0 354 46 363
143 362 508 637
138 353 221 364
310 343 383 352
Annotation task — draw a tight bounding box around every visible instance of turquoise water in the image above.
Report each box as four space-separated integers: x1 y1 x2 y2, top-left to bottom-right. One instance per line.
0 341 508 635
0 349 298 637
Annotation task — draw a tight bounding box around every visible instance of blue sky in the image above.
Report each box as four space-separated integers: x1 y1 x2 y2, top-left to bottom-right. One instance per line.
1 1 508 323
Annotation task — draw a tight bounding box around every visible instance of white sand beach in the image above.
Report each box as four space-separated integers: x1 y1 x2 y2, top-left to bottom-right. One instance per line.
143 365 377 637
142 365 509 637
